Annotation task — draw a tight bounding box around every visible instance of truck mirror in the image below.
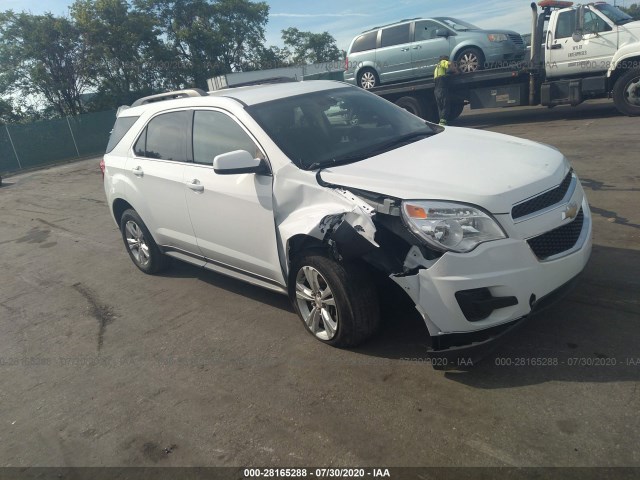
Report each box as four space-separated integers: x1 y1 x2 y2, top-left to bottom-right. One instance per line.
573 6 584 42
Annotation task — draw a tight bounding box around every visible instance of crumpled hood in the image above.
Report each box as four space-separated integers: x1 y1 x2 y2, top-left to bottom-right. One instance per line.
320 127 569 214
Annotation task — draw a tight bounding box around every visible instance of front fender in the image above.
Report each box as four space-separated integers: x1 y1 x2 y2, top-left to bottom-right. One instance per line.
607 44 640 77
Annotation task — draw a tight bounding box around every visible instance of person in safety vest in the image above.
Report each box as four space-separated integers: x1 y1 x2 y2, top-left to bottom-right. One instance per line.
433 55 458 126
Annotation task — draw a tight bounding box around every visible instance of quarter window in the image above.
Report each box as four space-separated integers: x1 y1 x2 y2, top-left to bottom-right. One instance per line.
380 24 410 48
351 31 378 53
134 111 188 161
192 110 260 165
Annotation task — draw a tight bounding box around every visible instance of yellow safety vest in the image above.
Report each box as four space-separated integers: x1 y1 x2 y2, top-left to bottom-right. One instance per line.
434 60 449 79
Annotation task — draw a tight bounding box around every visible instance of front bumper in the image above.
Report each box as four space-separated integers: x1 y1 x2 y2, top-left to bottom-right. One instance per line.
392 199 592 365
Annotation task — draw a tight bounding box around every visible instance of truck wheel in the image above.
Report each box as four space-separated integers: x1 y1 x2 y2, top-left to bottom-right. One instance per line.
613 67 640 116
449 100 465 121
395 96 425 118
289 252 380 347
358 68 379 89
456 47 485 73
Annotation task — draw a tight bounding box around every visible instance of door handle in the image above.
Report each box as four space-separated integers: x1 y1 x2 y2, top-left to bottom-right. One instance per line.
400 48 410 52
412 45 422 50
550 44 562 50
186 179 204 192
132 166 144 177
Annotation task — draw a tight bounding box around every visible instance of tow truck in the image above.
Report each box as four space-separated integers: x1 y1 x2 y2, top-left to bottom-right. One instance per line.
367 1 640 121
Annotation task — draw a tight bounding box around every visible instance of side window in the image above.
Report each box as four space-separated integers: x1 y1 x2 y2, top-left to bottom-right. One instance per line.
583 10 611 33
192 110 260 165
134 111 188 161
380 24 410 48
414 20 443 41
351 31 378 53
555 10 576 39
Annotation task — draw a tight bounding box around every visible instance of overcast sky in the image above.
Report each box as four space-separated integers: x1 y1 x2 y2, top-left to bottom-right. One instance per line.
4 0 538 50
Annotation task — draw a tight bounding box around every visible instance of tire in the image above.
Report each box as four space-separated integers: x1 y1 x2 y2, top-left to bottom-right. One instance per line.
395 96 424 118
456 47 485 73
613 67 640 116
449 99 465 121
120 209 168 274
289 252 380 347
357 68 379 90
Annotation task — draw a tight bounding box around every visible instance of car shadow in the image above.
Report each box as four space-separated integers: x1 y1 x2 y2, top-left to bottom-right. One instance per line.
453 101 621 129
350 244 640 387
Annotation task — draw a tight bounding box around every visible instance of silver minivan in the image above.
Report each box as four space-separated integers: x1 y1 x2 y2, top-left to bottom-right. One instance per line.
344 17 526 89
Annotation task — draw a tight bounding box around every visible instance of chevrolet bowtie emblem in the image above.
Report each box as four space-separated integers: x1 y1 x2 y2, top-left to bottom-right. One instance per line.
562 202 579 220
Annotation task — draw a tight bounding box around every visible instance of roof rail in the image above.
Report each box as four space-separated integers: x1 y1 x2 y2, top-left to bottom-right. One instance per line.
130 88 208 107
363 17 422 33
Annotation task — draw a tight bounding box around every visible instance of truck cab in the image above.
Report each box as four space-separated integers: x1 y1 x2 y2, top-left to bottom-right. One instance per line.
546 2 639 78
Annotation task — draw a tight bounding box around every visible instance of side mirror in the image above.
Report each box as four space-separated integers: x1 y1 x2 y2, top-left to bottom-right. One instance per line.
573 6 585 42
213 150 268 175
435 29 449 38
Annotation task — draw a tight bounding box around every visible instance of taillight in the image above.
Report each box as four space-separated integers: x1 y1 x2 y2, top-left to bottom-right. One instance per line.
99 158 105 180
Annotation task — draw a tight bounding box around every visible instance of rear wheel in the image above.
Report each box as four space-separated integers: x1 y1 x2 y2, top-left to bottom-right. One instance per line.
290 252 380 347
120 209 168 274
456 47 485 73
357 68 379 90
613 67 640 116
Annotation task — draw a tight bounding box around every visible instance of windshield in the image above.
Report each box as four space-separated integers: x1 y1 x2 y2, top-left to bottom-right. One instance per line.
247 87 439 170
434 17 480 31
594 3 633 25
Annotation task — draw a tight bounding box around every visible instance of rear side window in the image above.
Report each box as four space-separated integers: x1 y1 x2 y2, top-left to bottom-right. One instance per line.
133 111 188 162
350 31 378 53
106 116 139 153
380 24 410 48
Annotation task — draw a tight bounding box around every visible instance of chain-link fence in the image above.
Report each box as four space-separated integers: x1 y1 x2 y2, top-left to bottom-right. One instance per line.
0 109 116 175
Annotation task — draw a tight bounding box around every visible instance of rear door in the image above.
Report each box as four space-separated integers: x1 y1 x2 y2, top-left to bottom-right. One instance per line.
376 23 413 82
127 110 199 253
411 20 451 77
182 109 283 284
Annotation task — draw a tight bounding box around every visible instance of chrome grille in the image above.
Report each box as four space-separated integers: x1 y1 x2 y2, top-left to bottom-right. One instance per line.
508 34 524 46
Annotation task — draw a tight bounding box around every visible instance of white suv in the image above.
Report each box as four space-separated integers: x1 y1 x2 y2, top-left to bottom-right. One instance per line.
102 80 592 363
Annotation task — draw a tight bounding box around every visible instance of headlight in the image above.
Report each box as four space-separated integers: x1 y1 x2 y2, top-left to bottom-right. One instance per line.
402 201 507 253
488 33 508 42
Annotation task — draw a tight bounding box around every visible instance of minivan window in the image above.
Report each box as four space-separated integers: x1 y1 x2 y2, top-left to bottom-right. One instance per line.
380 24 410 48
351 31 378 53
106 116 139 153
247 87 438 170
134 111 188 161
434 17 479 31
414 20 444 41
192 111 259 165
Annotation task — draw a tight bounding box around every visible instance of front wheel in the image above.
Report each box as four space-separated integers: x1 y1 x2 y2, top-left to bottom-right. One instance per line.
613 67 640 116
290 252 380 347
456 47 485 73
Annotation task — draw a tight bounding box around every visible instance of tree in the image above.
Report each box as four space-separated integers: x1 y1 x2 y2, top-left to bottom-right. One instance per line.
70 0 173 109
281 27 342 64
0 11 90 116
133 0 269 90
618 3 640 20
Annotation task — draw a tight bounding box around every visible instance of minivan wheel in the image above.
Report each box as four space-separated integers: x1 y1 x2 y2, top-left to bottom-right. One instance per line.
358 68 379 89
456 47 485 73
120 209 168 274
290 252 380 347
